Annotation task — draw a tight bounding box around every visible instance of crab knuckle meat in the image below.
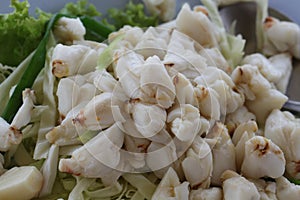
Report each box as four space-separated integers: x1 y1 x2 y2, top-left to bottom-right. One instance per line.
114 49 144 98
195 67 244 117
163 30 207 80
200 48 231 74
172 73 197 106
51 44 99 78
263 17 300 59
225 105 256 135
151 167 190 200
73 92 116 131
109 26 144 48
56 73 100 119
242 53 292 93
194 85 221 120
0 118 22 152
176 3 218 47
206 122 236 186
232 121 257 171
143 0 176 22
248 179 277 200
11 89 36 129
146 140 177 173
53 17 86 44
93 70 118 93
241 136 286 179
232 64 287 126
265 109 300 179
276 176 300 200
167 104 202 142
189 187 223 200
182 136 213 189
221 170 260 200
132 103 167 138
59 124 124 185
139 56 176 108
46 102 86 146
135 27 171 59
231 120 258 146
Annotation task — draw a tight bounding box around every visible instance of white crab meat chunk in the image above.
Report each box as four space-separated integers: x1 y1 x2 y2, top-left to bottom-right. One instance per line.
182 136 213 189
190 187 223 200
276 176 300 200
249 179 277 200
123 135 150 169
232 64 287 125
56 72 100 119
176 3 219 47
59 124 124 185
163 30 207 80
263 16 300 59
108 25 144 48
114 49 144 99
0 118 21 151
265 109 300 179
172 73 197 106
194 67 244 117
194 84 221 121
205 122 236 186
46 103 86 146
131 103 167 138
242 53 292 93
146 140 177 173
11 89 36 130
143 0 176 21
135 27 171 60
0 89 36 151
241 136 286 179
139 56 176 109
221 170 260 200
232 121 257 171
225 106 256 135
73 92 118 131
200 47 231 74
167 104 202 142
53 17 86 44
51 44 99 78
152 167 190 200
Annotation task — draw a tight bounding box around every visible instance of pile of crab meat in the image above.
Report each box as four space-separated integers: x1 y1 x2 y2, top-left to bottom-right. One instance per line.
1 1 300 200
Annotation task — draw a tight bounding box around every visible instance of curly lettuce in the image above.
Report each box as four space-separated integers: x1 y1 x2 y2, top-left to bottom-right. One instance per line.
0 0 50 66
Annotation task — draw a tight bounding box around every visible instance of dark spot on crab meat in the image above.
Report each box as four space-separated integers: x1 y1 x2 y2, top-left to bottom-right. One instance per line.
232 86 239 93
255 139 270 156
194 6 209 16
294 160 300 173
173 75 179 85
9 126 22 135
164 63 174 68
129 98 140 104
264 17 275 29
72 110 86 125
239 67 244 76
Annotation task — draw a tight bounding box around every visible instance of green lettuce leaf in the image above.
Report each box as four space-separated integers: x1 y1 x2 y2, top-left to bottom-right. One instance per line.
108 1 159 30
0 0 50 66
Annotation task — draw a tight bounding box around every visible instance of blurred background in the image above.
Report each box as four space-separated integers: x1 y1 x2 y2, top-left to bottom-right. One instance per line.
0 0 299 24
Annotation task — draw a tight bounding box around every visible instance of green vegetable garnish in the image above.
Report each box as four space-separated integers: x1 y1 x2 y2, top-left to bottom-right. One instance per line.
59 0 101 18
0 0 50 66
108 1 159 29
1 13 63 123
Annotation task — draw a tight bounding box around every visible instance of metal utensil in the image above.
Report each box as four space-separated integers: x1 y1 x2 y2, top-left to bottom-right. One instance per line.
219 2 300 113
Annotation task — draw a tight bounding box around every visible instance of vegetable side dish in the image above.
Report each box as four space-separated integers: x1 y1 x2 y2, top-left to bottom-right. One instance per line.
0 0 299 199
